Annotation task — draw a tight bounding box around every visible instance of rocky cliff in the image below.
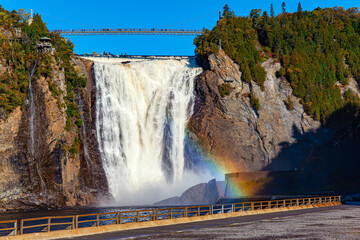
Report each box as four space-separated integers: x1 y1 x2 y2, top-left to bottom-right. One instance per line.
189 51 332 171
0 56 108 211
1 50 358 211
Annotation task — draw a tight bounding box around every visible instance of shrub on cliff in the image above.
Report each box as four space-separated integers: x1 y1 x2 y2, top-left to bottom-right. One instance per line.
250 92 260 111
286 95 294 111
218 83 231 97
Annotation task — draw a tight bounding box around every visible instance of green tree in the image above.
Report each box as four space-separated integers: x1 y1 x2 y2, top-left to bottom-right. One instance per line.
282 2 286 14
250 9 262 28
297 2 303 13
223 4 234 19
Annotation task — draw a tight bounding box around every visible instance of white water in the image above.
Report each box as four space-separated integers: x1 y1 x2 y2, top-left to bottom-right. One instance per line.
92 57 208 204
27 61 47 199
28 62 37 157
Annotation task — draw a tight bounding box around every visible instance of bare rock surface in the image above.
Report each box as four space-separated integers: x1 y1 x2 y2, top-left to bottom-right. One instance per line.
154 179 225 206
189 51 331 171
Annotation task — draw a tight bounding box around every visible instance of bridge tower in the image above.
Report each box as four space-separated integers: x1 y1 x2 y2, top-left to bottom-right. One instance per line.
219 10 224 20
28 9 33 25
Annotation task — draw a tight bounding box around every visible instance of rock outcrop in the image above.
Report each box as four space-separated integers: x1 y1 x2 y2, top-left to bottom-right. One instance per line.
189 51 332 171
0 56 108 211
154 179 226 206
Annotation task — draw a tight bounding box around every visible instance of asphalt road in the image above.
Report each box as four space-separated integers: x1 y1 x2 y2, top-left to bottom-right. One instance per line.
60 204 360 240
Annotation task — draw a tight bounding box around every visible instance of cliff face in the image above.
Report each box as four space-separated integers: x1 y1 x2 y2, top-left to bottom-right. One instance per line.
189 51 332 171
0 51 357 210
0 56 108 211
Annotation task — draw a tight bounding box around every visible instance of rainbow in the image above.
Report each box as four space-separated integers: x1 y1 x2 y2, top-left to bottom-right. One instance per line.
184 132 248 197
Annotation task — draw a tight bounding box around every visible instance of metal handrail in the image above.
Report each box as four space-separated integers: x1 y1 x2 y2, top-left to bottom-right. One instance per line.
0 220 17 236
0 196 341 236
76 212 118 228
20 215 75 235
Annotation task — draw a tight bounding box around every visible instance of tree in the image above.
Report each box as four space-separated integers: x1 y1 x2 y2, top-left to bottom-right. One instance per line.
18 8 29 23
223 4 234 19
282 2 286 14
270 3 275 18
23 13 49 40
250 9 262 28
297 2 303 13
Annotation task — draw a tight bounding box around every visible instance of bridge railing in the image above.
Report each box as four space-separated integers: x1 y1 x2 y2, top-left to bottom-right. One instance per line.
0 195 341 236
53 28 203 33
51 28 204 36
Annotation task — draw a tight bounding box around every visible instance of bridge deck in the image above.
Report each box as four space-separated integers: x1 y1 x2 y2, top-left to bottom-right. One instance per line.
52 29 203 36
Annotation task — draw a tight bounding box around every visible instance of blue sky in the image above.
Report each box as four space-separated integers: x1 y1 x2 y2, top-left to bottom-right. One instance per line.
3 0 358 55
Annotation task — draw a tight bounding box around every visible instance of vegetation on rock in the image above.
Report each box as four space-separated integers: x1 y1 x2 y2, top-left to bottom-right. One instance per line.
195 4 360 123
0 5 85 152
218 83 231 97
249 92 260 111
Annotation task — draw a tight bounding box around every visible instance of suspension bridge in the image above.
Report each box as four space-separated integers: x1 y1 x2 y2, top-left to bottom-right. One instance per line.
52 28 204 36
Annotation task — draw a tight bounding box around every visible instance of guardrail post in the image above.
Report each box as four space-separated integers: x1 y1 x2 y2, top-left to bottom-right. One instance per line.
251 202 254 211
232 203 234 213
20 219 23 235
136 211 139 222
14 220 17 236
72 216 75 229
268 201 271 209
96 214 99 227
221 205 224 214
184 207 188 217
198 207 200 216
211 205 213 215
156 209 159 220
75 215 78 229
152 210 155 221
119 212 122 224
171 208 173 219
48 218 51 232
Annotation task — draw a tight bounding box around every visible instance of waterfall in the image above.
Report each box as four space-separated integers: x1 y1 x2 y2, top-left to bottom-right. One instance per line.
78 96 91 166
27 61 46 199
28 61 37 157
92 57 206 204
78 95 98 188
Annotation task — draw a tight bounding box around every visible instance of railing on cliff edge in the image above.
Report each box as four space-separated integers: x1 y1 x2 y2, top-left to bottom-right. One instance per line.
0 195 341 237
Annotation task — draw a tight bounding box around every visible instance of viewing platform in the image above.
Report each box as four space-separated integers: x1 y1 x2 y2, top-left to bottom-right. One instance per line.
0 196 341 239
